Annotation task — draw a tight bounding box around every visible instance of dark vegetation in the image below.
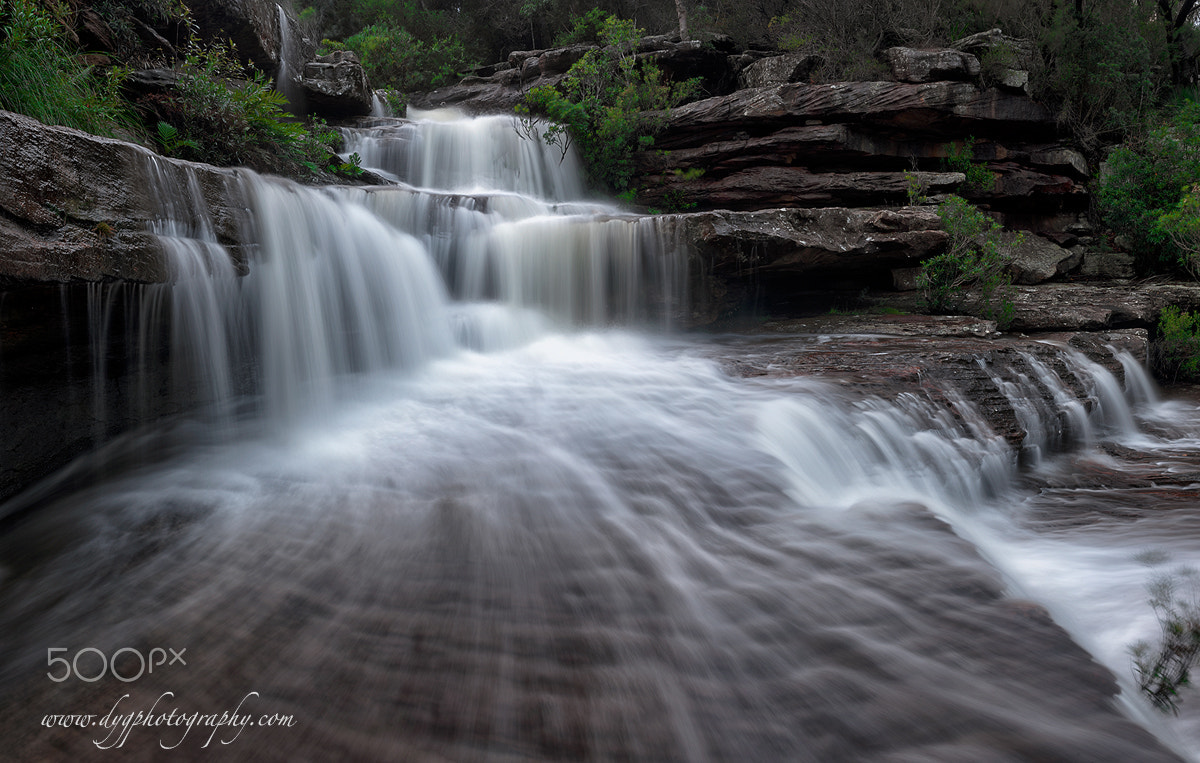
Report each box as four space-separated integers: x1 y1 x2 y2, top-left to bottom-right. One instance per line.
4 0 1200 205
0 0 343 177
516 15 699 192
1130 564 1200 715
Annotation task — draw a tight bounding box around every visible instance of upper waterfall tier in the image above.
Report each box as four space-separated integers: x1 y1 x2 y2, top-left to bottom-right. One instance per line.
341 108 589 201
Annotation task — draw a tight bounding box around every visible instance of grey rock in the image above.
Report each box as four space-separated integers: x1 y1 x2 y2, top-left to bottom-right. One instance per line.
885 47 980 83
187 0 311 77
994 67 1029 93
656 81 1054 149
300 50 373 117
1079 251 1136 280
738 52 824 88
677 206 948 271
0 110 247 283
638 166 965 210
892 266 922 291
952 28 1039 71
1006 234 1076 284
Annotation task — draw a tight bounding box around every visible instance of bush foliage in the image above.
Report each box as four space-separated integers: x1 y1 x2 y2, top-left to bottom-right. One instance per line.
0 0 137 136
918 195 1016 325
1153 305 1200 383
323 24 470 92
516 15 698 192
149 36 334 172
1131 570 1200 714
1098 100 1200 274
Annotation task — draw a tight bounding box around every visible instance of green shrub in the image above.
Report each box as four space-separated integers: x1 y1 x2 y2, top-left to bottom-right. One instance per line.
1038 0 1169 149
552 8 611 47
0 0 138 136
1098 99 1200 273
517 16 699 192
903 170 928 205
1130 571 1200 714
1152 305 1200 382
917 195 1016 325
945 136 994 192
149 37 334 171
1158 184 1200 275
155 120 199 156
341 23 470 92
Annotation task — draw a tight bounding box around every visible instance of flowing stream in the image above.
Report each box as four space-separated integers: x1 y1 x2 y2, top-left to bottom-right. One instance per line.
2 110 1200 761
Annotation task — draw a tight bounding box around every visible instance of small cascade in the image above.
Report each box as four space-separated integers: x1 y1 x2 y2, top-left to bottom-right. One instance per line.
1065 347 1140 435
1020 351 1095 449
343 186 688 331
275 5 304 113
241 175 455 418
1118 348 1161 407
757 388 1013 510
979 347 1142 464
140 155 241 409
370 91 389 117
341 108 588 200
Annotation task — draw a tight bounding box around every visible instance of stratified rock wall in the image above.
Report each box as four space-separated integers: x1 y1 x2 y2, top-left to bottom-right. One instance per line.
0 111 248 284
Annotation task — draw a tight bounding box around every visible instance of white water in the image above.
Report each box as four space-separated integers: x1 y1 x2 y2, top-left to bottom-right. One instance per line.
275 4 304 113
2 110 1200 760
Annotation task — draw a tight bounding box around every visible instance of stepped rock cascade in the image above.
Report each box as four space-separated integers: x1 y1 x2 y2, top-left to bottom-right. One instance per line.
341 109 588 200
2 110 1200 761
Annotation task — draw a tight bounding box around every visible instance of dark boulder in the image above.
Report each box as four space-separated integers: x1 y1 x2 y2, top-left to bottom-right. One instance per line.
299 50 373 118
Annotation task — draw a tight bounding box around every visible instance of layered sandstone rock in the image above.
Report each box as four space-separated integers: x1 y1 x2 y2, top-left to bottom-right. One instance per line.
0 110 248 284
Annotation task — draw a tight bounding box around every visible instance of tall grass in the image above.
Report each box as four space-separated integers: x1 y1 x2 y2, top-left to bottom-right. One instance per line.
0 0 137 136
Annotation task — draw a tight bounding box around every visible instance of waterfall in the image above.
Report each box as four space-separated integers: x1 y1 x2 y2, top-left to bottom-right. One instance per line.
4 110 1200 761
275 4 304 113
341 108 589 200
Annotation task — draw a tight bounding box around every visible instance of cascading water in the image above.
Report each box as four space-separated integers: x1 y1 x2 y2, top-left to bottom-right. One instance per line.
275 5 304 113
2 109 1200 761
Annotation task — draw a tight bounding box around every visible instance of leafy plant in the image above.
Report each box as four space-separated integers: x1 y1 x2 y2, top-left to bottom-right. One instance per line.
904 171 928 205
945 137 994 192
148 36 334 171
553 8 611 47
917 195 1017 325
0 0 138 136
339 23 470 92
1152 305 1200 382
1158 184 1200 276
1098 99 1200 273
155 120 199 156
516 15 699 192
1131 571 1200 714
1038 0 1168 149
327 151 364 178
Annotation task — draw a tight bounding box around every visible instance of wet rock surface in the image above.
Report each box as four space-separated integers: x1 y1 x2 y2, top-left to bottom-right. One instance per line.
299 50 374 118
0 110 249 284
698 316 1147 449
187 0 300 76
673 206 947 281
870 282 1200 332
